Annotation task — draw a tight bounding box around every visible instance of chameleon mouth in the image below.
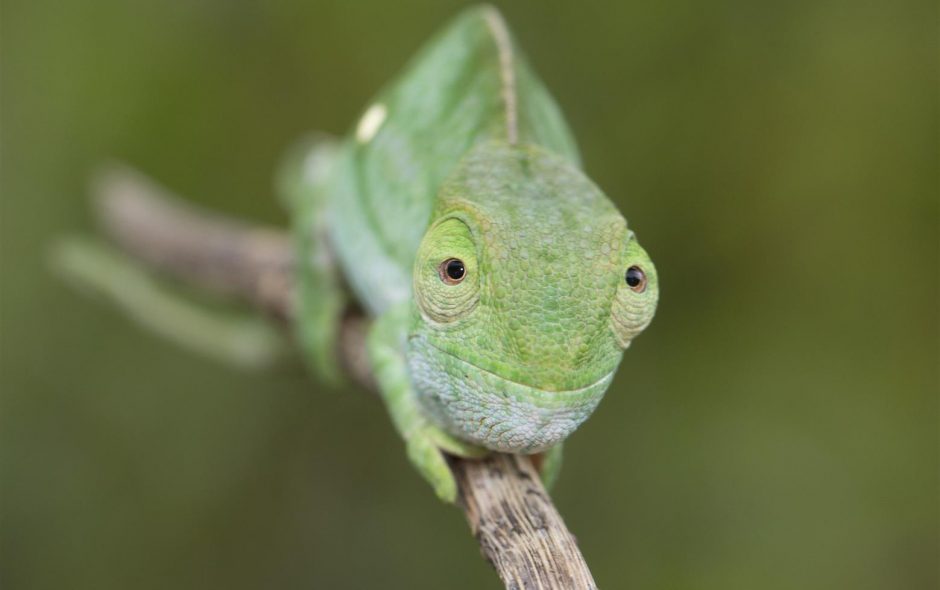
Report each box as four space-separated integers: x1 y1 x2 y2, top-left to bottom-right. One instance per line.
407 335 616 452
417 337 616 396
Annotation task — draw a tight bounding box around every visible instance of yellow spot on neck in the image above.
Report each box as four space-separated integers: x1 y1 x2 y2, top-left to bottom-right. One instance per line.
356 103 387 143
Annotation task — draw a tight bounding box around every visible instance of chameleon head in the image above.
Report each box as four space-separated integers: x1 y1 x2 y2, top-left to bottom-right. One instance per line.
407 142 658 453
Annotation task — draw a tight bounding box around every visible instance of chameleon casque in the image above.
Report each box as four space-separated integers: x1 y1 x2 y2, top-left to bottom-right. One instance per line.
280 5 658 502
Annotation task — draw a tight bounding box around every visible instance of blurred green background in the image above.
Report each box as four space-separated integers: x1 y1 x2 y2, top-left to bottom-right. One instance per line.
2 0 936 588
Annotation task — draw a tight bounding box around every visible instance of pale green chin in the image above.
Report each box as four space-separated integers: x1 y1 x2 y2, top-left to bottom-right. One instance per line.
407 335 616 453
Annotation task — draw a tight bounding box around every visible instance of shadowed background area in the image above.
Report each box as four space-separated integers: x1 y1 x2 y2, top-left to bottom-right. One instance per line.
1 1 936 589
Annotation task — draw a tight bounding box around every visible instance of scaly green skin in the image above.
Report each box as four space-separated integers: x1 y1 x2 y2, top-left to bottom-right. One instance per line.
285 6 658 502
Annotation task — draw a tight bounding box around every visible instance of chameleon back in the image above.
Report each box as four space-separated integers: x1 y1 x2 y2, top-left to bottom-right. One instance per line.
324 6 580 315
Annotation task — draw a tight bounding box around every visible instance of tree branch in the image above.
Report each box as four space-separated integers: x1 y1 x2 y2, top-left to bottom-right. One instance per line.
87 165 597 589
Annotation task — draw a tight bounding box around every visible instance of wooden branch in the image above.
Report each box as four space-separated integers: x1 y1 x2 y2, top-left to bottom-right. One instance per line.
452 454 596 589
92 165 295 321
90 165 597 590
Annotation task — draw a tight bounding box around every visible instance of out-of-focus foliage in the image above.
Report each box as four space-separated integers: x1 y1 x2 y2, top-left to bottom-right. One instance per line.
1 1 936 588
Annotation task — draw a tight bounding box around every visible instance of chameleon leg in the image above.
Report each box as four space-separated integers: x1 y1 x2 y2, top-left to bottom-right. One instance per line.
367 303 486 502
538 443 564 491
277 135 347 384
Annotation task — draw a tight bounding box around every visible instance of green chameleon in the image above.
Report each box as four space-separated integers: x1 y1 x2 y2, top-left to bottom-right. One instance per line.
279 5 659 502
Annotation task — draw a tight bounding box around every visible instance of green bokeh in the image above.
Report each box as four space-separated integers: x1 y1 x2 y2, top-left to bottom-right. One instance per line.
1 1 936 589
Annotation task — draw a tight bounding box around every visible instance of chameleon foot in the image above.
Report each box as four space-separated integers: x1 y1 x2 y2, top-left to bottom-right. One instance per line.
407 424 487 503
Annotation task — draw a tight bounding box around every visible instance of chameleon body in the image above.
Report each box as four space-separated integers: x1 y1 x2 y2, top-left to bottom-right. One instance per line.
280 6 658 501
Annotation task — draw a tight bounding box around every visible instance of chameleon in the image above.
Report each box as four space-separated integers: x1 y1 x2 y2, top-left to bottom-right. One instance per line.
278 5 659 502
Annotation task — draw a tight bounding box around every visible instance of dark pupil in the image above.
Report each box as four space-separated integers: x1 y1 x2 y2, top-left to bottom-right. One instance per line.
626 266 644 287
445 259 465 280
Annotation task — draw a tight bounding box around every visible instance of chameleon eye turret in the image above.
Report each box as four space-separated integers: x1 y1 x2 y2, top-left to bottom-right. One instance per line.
610 237 658 349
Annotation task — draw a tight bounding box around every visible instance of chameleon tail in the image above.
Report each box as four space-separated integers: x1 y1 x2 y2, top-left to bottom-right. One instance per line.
50 236 289 370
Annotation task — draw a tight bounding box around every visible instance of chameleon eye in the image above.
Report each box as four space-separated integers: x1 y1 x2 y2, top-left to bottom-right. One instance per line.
439 258 466 284
625 266 647 293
